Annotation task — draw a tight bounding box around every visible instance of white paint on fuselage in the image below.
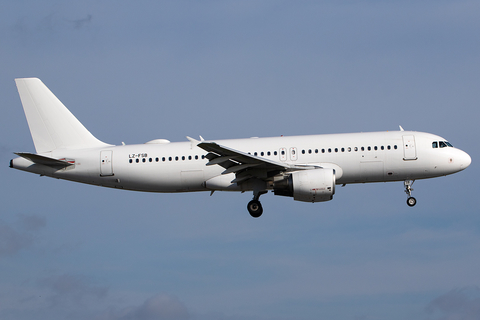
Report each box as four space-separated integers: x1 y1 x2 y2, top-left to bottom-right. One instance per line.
12 130 470 194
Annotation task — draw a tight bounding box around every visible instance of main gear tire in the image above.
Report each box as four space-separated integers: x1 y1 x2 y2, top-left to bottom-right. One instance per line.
247 200 263 218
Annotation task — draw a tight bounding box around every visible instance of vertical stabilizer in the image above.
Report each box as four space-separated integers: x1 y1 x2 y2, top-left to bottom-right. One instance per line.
15 78 110 153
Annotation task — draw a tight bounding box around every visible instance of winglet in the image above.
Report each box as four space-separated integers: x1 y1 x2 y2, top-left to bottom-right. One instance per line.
186 136 198 149
399 125 404 131
187 136 205 148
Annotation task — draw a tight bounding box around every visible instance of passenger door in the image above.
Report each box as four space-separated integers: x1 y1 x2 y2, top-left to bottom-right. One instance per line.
402 135 417 160
100 150 114 176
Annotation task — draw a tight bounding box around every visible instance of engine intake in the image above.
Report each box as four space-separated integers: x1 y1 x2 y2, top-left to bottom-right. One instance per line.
274 168 336 203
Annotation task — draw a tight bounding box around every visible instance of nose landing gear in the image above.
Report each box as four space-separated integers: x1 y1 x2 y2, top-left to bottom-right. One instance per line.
247 190 267 218
404 180 416 207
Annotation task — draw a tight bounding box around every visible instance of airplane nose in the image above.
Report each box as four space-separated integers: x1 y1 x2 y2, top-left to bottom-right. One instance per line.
458 150 471 170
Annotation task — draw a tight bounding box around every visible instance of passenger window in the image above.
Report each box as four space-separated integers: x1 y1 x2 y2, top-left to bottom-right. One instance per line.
182 156 185 160
169 157 172 161
328 148 332 153
439 141 447 148
149 158 152 162
129 159 132 163
175 156 179 161
315 149 318 153
335 148 338 153
188 155 192 160
308 149 312 154
254 152 258 156
381 146 384 150
136 159 139 163
156 157 159 162
432 141 438 148
274 151 278 156
261 152 264 156
195 155 198 160
162 157 166 161
348 147 351 152
387 145 391 150
394 145 398 149
322 149 325 153
341 147 345 152
368 146 371 151
354 147 358 151
142 158 146 163
302 150 305 154
267 151 271 156
374 146 377 151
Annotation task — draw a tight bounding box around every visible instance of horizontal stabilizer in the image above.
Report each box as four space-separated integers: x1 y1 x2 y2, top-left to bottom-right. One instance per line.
14 152 74 168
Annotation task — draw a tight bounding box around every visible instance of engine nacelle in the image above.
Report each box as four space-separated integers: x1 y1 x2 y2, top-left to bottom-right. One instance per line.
274 168 336 203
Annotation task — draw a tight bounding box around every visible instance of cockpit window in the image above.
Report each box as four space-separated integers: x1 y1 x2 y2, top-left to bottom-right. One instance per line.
433 141 453 148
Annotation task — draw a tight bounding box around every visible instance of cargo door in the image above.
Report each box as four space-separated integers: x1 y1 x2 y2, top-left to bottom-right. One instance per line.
360 161 385 182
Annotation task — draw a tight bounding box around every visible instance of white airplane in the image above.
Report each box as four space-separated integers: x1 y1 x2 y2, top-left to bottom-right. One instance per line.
10 78 471 217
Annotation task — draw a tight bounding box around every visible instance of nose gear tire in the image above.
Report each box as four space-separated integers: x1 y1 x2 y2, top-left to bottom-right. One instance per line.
407 197 417 207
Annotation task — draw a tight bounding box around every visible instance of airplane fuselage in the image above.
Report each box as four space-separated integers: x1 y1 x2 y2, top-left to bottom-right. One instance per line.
11 131 470 193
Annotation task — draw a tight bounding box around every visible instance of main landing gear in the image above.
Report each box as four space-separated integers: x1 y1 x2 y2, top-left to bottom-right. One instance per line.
404 180 417 207
247 190 267 218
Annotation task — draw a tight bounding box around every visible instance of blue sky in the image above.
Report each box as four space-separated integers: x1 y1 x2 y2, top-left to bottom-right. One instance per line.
1 1 480 319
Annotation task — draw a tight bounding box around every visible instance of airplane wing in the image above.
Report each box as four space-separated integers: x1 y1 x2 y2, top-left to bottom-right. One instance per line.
197 142 318 184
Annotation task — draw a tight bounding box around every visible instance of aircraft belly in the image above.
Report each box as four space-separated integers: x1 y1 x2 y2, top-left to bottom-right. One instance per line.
124 169 182 192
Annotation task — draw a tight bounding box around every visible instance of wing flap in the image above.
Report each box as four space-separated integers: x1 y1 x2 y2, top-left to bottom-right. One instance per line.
231 175 253 184
206 155 242 166
222 163 261 174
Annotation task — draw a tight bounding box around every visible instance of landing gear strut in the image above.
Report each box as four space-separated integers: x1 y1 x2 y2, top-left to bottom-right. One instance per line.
404 180 416 207
247 190 267 218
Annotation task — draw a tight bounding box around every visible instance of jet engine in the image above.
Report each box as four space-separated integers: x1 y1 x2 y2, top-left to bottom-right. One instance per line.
273 168 336 203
